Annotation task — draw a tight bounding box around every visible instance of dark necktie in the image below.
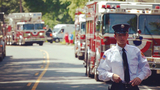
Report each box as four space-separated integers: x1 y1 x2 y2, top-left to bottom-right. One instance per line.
122 48 130 83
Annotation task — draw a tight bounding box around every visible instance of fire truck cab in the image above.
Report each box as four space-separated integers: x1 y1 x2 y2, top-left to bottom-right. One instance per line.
125 2 160 78
74 7 86 60
85 0 139 81
84 0 160 82
6 12 46 46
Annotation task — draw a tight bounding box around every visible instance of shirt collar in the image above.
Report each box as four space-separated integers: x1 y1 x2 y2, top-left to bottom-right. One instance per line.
116 44 129 52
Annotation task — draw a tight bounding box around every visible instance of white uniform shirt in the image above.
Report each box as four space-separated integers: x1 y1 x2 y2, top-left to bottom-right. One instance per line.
97 44 151 82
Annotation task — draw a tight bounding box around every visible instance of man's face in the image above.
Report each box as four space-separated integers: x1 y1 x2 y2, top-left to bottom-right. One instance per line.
114 33 128 45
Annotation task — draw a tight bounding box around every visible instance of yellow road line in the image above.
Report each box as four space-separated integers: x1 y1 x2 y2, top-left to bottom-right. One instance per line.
31 50 50 90
35 72 39 76
27 82 32 86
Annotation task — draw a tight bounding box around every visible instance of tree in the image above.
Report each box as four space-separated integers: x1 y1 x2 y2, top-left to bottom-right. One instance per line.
0 0 21 14
1 0 89 28
67 0 88 21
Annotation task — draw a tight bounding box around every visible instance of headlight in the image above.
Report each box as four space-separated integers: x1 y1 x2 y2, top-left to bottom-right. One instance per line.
39 33 44 36
24 33 31 37
27 33 31 36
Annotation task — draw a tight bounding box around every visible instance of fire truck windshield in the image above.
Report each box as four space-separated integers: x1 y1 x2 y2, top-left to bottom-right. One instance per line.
139 14 160 35
35 24 44 30
23 24 34 30
23 24 44 30
80 22 86 34
102 13 137 34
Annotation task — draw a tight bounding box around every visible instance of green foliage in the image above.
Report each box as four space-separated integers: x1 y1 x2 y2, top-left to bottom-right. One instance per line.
0 0 21 14
67 0 88 21
149 22 160 34
1 0 88 28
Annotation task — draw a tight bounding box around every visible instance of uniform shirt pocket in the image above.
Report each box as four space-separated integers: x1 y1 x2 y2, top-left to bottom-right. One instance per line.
129 59 138 74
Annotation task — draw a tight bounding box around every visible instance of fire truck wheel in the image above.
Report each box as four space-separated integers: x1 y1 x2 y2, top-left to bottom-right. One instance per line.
94 52 100 81
86 59 94 78
94 68 100 81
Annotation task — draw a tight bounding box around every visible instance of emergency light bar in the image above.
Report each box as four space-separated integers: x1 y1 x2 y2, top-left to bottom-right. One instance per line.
120 4 152 10
102 5 105 8
126 10 143 14
102 4 120 9
155 6 160 9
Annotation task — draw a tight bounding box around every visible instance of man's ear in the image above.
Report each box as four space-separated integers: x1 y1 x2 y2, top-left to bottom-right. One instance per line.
114 34 116 39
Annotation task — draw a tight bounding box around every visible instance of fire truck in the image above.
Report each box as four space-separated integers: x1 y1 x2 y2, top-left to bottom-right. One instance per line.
126 2 160 82
74 7 86 60
84 0 160 82
6 12 46 46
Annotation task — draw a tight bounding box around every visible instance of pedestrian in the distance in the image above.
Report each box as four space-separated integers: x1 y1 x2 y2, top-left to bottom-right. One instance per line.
97 24 151 90
64 32 69 45
69 32 73 45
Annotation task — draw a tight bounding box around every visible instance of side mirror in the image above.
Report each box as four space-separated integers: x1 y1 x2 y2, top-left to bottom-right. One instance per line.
132 29 142 40
96 21 101 32
96 21 100 25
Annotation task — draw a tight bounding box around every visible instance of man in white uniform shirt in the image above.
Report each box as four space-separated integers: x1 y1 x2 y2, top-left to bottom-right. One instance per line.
97 24 151 90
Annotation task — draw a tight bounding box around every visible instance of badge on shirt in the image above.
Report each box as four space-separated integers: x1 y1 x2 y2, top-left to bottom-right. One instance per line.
141 52 146 59
102 55 106 60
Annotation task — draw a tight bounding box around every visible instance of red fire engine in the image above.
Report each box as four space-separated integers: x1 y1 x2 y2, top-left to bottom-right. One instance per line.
74 7 86 60
84 0 160 82
6 12 46 46
126 2 160 81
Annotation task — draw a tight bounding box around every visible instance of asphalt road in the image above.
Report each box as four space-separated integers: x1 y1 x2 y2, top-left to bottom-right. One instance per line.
0 42 159 90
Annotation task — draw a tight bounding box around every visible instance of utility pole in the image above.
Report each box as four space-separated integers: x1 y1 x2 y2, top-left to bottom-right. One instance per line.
19 0 22 12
